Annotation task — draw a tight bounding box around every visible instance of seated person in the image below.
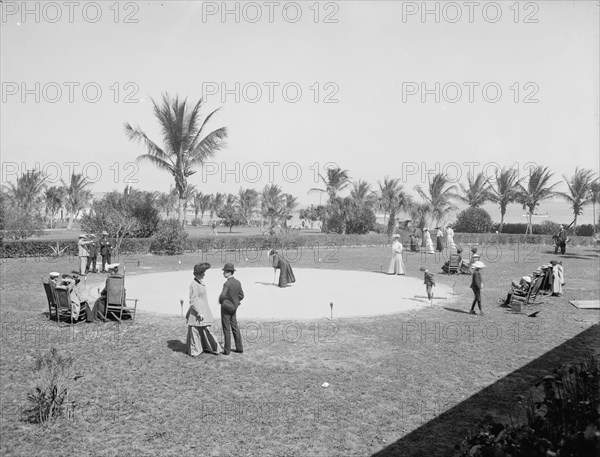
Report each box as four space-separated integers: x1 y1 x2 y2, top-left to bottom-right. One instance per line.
499 275 532 305
93 263 130 321
441 248 463 273
54 273 83 320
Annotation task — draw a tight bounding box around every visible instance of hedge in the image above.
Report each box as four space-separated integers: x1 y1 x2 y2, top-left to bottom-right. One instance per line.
1 232 597 258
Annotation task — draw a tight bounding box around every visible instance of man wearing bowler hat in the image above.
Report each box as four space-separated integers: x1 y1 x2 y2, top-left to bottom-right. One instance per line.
219 263 244 355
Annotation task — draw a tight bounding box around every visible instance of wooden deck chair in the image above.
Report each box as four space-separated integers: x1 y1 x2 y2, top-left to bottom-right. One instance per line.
42 278 58 321
53 286 76 325
510 275 544 309
447 254 461 275
104 276 138 323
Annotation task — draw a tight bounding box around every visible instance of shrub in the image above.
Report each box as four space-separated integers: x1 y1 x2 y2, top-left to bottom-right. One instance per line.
454 207 493 233
321 198 376 234
454 354 600 457
537 220 561 235
150 219 188 255
1 206 44 240
576 224 594 236
24 348 79 427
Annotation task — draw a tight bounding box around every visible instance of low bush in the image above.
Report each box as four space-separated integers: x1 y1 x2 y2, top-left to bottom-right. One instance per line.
454 208 493 233
454 354 600 457
150 219 188 255
23 348 80 428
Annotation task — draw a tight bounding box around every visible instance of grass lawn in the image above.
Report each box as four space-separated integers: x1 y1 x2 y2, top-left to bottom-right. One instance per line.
1 244 598 456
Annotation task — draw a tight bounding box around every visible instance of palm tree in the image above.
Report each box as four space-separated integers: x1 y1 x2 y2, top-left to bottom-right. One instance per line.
516 165 560 234
350 180 377 207
125 93 227 223
62 173 93 230
181 184 197 222
590 179 600 236
157 190 177 218
261 184 285 235
414 173 458 228
209 193 225 220
489 167 520 233
44 186 64 229
238 188 259 225
308 167 350 204
282 194 299 228
456 172 493 208
192 191 212 224
378 177 412 235
6 170 47 214
558 167 596 234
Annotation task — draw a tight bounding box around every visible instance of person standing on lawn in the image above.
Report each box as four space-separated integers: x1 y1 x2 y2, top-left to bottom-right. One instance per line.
99 231 112 273
387 234 406 275
435 227 444 252
77 234 93 275
186 263 222 357
420 267 435 306
219 262 244 355
270 250 296 287
469 261 485 316
85 235 99 274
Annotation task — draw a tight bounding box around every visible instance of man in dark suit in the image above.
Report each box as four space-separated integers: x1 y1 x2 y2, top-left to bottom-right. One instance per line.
219 263 244 355
469 261 485 316
100 231 112 273
85 235 98 274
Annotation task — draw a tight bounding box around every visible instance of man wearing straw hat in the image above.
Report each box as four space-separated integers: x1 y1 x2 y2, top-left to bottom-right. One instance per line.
469 260 486 316
77 234 94 275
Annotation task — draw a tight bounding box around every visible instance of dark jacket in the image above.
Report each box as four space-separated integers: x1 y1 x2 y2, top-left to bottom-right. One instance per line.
219 276 244 314
424 272 435 286
100 238 112 256
471 270 482 290
88 241 98 258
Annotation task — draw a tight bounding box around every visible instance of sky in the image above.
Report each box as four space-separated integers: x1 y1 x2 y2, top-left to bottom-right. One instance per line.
1 0 599 220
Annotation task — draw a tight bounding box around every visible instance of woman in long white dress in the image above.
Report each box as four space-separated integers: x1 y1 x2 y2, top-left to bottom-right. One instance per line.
387 234 405 275
445 225 456 250
423 228 435 254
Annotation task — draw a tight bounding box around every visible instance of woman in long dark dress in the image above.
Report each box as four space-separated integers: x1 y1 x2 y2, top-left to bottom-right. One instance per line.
269 250 296 287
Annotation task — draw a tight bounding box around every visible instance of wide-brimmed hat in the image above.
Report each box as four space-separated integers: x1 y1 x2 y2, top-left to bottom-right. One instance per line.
472 261 486 269
268 249 277 256
392 234 401 238
102 231 109 236
49 272 60 278
78 233 86 238
106 263 120 270
523 275 532 283
222 262 236 272
419 267 427 272
194 263 211 276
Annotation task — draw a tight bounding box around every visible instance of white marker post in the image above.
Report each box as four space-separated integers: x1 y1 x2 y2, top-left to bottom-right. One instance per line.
180 299 184 317
330 302 333 319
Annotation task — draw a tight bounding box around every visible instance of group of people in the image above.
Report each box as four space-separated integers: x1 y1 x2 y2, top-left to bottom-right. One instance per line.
408 225 456 254
186 250 296 358
48 262 124 322
499 259 565 306
77 232 113 275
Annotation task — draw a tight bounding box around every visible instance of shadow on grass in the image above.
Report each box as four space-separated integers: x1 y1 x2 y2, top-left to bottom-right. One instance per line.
441 307 471 314
167 339 187 354
371 324 600 457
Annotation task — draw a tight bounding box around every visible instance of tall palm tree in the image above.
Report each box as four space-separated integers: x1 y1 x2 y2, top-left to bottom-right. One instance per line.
157 190 177 218
350 180 377 207
558 167 596 234
261 184 285 234
6 170 47 214
308 167 350 203
62 173 93 230
209 192 225 220
456 172 492 208
125 93 227 223
44 186 64 229
407 201 432 234
282 194 299 228
378 177 412 235
414 173 458 228
192 191 212 224
238 188 259 224
489 167 520 233
181 184 197 222
590 179 600 236
516 165 560 234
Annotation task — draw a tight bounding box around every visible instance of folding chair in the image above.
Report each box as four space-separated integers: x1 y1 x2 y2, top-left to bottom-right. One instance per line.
509 275 544 312
42 278 58 321
103 276 138 323
447 254 461 275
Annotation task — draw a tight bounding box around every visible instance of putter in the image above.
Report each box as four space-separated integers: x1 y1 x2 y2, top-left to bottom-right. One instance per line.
273 268 276 285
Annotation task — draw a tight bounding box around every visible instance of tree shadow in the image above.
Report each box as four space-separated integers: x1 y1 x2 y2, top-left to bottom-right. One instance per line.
370 324 600 457
167 339 187 354
440 307 471 314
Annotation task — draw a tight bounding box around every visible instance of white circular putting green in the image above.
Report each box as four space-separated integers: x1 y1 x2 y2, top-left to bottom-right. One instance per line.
91 268 453 320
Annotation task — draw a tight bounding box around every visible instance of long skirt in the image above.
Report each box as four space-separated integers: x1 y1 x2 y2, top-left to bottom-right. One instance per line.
436 237 444 252
387 254 405 275
425 239 435 254
278 262 296 287
187 325 222 356
446 235 456 250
